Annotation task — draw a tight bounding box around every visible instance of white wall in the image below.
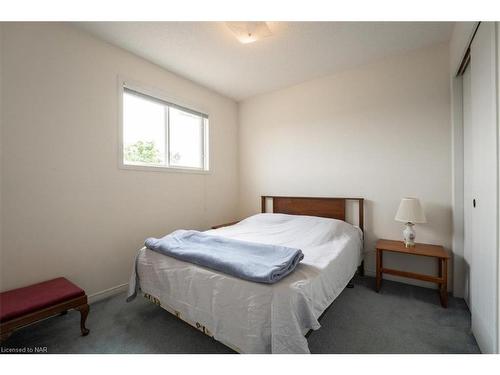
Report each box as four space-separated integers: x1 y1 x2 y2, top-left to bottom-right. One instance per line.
238 43 452 289
0 23 239 298
0 24 457 296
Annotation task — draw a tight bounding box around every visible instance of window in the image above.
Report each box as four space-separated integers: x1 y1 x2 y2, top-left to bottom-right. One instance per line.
121 85 209 171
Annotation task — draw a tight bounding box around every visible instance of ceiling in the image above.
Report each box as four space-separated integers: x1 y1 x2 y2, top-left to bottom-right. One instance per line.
74 22 454 101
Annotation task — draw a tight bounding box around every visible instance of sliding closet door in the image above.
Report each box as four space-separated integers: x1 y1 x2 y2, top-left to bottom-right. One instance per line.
462 65 472 308
469 22 498 354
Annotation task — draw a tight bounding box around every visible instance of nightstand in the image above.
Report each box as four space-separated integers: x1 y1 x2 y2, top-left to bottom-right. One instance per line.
375 239 450 307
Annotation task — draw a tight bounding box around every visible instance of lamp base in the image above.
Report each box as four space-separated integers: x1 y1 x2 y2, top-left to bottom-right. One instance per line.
403 222 416 247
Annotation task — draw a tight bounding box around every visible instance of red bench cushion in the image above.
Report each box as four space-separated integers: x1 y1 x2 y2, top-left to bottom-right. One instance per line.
0 277 85 323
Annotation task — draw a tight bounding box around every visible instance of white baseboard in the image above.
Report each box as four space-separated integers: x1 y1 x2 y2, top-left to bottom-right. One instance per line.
88 283 128 304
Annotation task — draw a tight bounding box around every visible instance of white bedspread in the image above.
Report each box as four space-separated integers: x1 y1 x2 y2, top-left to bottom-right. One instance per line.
131 213 362 354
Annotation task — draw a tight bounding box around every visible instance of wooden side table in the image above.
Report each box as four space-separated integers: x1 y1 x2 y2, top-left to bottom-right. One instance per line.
375 239 450 308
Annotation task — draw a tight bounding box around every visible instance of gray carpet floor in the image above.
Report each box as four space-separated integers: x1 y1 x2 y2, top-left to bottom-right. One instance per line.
1 276 480 354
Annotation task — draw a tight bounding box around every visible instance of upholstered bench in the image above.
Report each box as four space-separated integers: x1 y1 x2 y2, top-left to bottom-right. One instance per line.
0 277 89 342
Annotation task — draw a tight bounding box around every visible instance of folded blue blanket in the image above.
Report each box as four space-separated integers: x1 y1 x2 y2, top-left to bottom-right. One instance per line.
144 230 304 284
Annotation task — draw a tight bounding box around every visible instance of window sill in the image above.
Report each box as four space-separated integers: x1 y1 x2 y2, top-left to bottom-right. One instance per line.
119 163 211 174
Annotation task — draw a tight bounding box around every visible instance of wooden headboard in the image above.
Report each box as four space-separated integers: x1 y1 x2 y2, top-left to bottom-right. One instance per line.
261 196 364 231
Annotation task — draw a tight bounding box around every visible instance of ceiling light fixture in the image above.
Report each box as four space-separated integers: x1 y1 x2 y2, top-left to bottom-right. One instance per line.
225 22 273 44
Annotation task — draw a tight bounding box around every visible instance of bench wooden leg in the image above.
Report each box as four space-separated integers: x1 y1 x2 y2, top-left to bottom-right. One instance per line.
76 304 90 336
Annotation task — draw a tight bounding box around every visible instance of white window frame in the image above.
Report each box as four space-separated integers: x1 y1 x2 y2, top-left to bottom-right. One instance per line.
118 77 210 174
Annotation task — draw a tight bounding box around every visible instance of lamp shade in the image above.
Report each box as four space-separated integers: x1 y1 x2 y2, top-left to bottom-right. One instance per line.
395 198 426 223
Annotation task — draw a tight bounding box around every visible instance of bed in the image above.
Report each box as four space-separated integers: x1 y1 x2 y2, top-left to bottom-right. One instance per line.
128 196 364 354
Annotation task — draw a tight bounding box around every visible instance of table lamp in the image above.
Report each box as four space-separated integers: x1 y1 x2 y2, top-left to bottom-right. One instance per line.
395 197 426 247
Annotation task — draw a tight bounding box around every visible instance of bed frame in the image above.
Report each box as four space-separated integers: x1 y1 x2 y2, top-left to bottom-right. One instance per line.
141 195 365 353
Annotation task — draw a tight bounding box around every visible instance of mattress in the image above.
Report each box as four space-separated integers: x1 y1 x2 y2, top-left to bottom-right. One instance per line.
131 213 363 353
